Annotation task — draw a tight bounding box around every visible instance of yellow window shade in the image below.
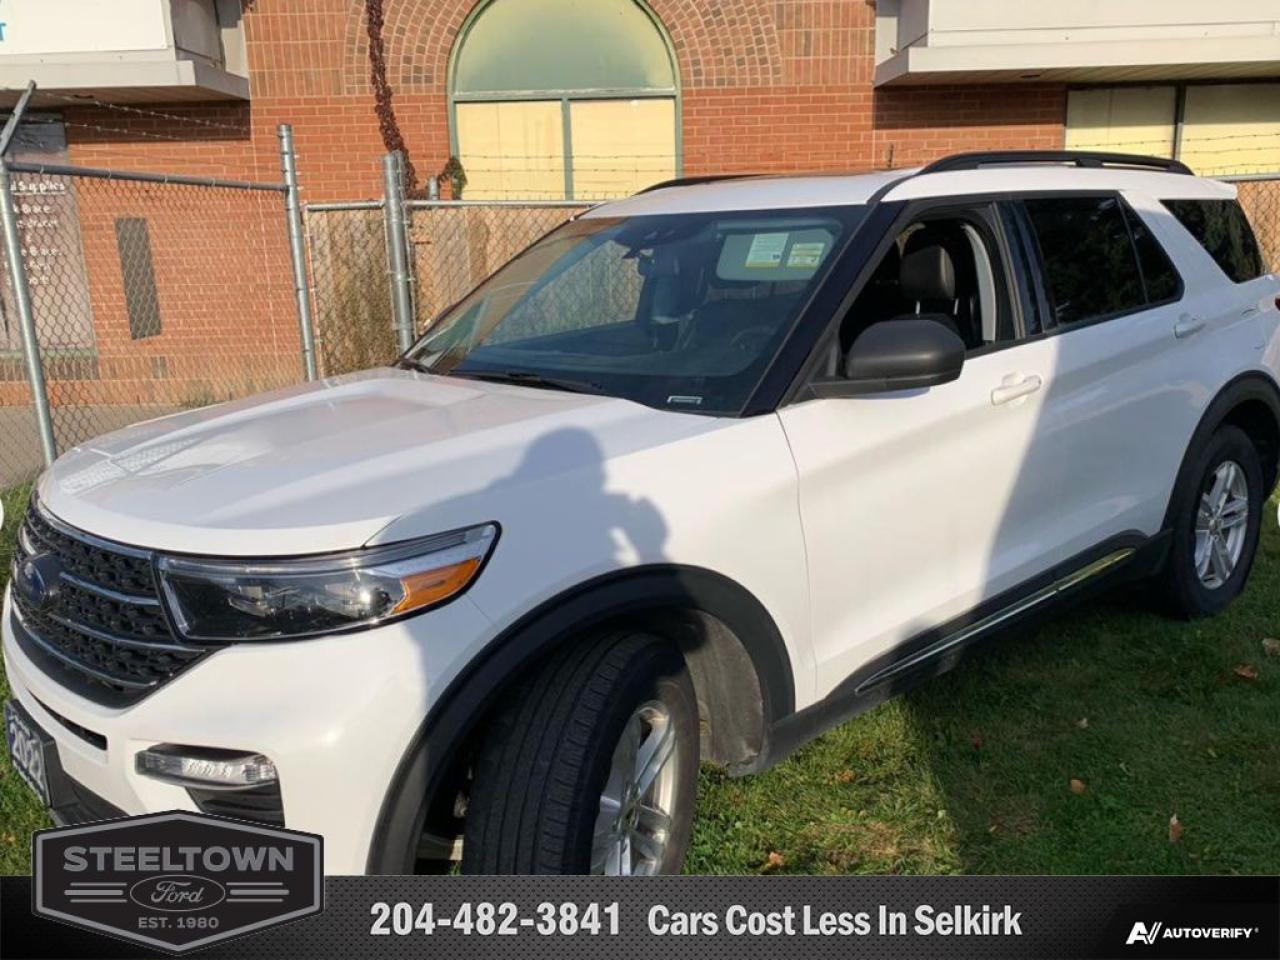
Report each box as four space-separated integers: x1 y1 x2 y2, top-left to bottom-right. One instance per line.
1180 84 1280 177
1066 87 1177 158
456 101 566 200
569 99 677 200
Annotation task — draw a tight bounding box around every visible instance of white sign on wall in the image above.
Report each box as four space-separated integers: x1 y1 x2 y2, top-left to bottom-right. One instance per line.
0 0 169 58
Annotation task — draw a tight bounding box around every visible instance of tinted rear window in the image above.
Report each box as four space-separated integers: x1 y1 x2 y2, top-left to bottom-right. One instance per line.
1163 199 1265 283
1022 196 1146 326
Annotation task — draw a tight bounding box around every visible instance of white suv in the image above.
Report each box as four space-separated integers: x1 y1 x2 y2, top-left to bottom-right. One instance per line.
5 151 1279 876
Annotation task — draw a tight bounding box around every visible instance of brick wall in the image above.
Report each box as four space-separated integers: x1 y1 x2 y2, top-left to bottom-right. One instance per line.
60 0 1068 194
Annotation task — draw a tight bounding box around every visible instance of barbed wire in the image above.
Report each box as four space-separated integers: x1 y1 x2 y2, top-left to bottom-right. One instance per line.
30 91 247 135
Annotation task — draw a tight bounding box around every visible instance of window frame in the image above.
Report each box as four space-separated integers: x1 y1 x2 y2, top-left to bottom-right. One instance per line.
1006 191 1185 338
446 0 683 200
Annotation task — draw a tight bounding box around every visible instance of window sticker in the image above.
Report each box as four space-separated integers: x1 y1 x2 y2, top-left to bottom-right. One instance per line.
744 232 789 268
786 240 826 268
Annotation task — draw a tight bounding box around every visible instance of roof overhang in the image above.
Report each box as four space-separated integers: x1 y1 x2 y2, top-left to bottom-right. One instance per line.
876 36 1280 87
0 59 248 106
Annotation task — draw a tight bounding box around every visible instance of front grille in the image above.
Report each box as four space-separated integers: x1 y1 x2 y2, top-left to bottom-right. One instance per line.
10 502 213 706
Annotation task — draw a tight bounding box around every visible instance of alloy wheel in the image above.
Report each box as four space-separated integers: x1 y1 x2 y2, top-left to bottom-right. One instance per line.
1194 459 1249 589
591 700 678 875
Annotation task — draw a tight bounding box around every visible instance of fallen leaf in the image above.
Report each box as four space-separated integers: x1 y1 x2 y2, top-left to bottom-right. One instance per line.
971 731 984 750
1234 663 1259 681
1069 778 1087 795
1169 814 1183 843
1075 718 1089 730
1263 638 1280 658
762 851 785 871
832 769 856 784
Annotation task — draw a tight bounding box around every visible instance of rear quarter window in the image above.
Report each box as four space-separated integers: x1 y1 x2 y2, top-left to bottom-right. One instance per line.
1022 196 1147 326
1162 198 1266 283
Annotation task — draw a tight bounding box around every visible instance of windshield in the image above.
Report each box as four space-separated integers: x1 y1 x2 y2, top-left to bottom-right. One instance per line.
403 205 865 414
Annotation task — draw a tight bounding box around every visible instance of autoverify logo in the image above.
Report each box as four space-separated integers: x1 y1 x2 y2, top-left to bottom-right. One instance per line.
33 812 322 953
1127 921 1261 946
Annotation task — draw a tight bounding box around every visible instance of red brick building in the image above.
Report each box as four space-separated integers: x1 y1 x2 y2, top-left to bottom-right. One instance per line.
37 1 1069 202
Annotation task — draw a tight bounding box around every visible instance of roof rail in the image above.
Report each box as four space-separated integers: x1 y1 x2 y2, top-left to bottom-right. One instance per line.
920 150 1193 176
636 173 762 194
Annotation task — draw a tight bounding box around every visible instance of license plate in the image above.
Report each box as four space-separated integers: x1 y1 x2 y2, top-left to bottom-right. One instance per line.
4 700 50 805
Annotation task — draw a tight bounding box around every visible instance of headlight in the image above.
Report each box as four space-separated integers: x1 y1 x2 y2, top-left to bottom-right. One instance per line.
156 523 498 641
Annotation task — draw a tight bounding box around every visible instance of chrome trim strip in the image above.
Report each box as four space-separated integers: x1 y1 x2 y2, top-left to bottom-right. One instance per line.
10 608 157 690
855 548 1136 694
41 608 201 655
32 499 154 560
57 570 161 608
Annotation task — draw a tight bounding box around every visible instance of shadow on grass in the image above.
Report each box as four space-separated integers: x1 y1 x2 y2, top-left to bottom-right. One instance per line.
688 507 1280 875
0 482 51 873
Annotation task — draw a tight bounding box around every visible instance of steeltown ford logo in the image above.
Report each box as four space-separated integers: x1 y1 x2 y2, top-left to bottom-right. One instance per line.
33 812 322 953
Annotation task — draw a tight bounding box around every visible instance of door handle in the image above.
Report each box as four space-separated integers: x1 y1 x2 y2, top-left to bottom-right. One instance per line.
991 374 1043 406
1174 314 1206 339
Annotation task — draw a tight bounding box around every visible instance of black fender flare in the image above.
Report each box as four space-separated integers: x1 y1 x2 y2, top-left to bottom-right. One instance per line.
1161 370 1280 531
365 564 796 873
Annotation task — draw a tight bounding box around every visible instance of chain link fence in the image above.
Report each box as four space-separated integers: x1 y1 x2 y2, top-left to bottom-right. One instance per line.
304 201 397 378
406 201 590 330
302 196 589 378
0 126 313 488
1233 176 1280 272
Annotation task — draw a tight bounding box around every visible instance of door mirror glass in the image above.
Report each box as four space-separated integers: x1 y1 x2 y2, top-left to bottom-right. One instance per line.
838 318 965 395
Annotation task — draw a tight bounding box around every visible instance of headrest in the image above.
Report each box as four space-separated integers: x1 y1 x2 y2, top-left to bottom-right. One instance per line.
899 244 955 302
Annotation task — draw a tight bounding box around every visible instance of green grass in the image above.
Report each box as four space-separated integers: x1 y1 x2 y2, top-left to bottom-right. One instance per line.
0 491 1277 875
0 482 48 872
688 502 1280 875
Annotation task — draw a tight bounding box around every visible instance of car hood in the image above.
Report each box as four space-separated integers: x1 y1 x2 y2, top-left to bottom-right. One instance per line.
39 368 719 555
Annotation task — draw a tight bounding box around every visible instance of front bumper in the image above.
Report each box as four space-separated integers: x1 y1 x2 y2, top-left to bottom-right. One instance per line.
2 588 495 873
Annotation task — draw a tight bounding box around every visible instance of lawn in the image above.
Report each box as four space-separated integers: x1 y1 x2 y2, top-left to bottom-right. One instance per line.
0 488 1277 875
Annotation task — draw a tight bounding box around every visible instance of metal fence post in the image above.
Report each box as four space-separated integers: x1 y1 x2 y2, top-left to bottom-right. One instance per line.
279 124 318 381
383 151 415 353
0 159 56 467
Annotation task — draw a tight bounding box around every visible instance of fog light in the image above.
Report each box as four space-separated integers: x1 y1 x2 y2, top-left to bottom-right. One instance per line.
136 746 278 790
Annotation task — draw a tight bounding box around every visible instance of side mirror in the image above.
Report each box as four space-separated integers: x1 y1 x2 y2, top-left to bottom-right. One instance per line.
816 318 965 397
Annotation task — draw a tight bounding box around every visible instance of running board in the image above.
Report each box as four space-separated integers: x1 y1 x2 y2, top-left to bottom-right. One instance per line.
854 548 1136 695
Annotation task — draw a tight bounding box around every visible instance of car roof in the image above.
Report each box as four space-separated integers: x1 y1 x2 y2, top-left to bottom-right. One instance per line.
583 164 1235 219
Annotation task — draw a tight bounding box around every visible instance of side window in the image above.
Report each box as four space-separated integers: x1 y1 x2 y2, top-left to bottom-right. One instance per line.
838 211 1014 356
1022 196 1146 326
1162 199 1265 284
1122 205 1182 304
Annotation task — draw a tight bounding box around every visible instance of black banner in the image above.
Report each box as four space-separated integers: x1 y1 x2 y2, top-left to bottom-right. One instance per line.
2 875 1276 960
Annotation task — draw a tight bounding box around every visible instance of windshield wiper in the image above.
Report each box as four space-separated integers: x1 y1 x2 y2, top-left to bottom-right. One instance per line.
397 357 432 374
450 369 607 395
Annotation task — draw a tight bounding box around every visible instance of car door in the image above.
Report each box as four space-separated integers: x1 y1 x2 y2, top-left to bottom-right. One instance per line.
1005 192 1219 561
777 201 1073 700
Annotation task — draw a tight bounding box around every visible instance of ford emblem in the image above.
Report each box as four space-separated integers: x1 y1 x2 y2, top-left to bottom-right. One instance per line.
15 553 63 611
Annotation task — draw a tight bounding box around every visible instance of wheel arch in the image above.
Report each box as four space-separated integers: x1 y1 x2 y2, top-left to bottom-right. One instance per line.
1163 370 1280 531
365 564 796 873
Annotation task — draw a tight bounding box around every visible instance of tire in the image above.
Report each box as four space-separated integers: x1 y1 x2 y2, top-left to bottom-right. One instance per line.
461 630 699 875
1158 424 1264 618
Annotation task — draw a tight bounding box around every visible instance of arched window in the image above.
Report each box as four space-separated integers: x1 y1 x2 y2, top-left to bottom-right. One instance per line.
449 0 679 200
